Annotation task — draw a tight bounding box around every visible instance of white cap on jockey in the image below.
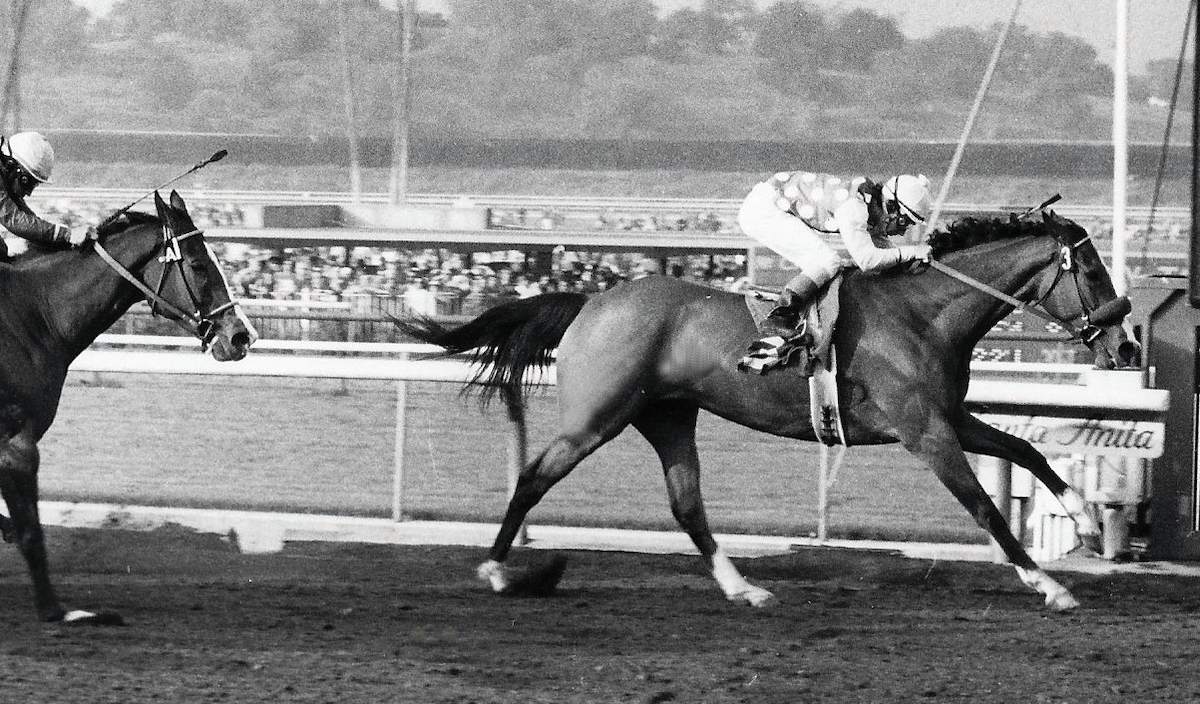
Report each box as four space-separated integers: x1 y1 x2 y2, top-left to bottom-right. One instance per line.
3 131 55 183
883 174 931 223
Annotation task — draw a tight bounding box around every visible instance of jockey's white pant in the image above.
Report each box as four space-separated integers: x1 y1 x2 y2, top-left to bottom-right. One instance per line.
738 182 842 284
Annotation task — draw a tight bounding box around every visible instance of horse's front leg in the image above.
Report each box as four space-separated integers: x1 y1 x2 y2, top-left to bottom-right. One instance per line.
905 416 1078 611
635 404 774 607
953 412 1101 548
0 428 67 622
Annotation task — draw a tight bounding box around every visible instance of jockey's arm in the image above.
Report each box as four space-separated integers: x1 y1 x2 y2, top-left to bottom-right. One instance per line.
0 192 70 245
833 199 910 272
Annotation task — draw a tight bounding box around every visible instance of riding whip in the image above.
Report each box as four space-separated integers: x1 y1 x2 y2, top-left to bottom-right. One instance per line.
1016 193 1062 219
97 149 228 231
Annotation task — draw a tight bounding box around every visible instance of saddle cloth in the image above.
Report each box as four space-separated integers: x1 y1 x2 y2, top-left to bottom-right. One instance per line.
742 278 847 446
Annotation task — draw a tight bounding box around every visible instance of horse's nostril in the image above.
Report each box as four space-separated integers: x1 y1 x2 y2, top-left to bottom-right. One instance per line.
232 332 251 349
1117 340 1141 366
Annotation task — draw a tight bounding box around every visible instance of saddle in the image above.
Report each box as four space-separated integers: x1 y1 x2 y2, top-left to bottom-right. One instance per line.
741 277 847 446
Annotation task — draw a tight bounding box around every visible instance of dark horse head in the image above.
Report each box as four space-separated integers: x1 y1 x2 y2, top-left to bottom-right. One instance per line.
931 210 1139 370
90 190 257 361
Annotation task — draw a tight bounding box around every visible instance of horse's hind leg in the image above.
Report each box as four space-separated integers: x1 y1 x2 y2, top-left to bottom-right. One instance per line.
633 401 774 607
954 412 1101 546
0 428 67 621
477 429 612 593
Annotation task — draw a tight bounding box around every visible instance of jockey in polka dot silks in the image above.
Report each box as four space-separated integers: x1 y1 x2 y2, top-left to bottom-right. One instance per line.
737 171 934 343
0 132 91 254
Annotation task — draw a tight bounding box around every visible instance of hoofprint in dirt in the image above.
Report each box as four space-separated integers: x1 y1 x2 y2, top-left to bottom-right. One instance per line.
1 527 1198 703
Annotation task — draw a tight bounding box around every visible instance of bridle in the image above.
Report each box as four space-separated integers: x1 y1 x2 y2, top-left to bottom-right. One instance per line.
92 222 239 349
930 228 1131 346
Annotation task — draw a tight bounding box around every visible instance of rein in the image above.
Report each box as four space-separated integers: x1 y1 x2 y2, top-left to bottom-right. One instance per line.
931 233 1129 345
92 225 236 347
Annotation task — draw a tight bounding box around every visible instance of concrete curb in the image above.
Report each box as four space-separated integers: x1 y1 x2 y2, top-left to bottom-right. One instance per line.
38 501 1200 577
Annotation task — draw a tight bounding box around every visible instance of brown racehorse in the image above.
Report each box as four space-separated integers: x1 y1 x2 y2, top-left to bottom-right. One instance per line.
396 211 1138 611
0 191 255 623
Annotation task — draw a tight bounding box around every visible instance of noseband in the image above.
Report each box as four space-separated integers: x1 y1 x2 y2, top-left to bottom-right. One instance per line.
930 233 1131 346
92 223 240 348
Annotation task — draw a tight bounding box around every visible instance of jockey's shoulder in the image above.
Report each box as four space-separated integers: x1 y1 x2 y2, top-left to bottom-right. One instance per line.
771 171 870 188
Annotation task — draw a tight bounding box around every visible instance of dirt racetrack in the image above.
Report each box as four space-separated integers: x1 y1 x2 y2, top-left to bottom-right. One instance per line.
2 527 1199 703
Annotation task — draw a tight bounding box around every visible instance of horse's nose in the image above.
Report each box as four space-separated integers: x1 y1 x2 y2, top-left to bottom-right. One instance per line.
231 330 253 352
1117 340 1141 368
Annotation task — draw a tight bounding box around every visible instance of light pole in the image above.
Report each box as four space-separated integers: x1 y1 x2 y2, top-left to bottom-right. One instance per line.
390 0 416 205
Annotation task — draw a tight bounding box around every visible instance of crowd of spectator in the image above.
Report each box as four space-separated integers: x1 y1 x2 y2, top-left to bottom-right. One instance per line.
15 198 751 318
11 197 1190 318
489 207 730 233
41 198 249 230
219 242 749 317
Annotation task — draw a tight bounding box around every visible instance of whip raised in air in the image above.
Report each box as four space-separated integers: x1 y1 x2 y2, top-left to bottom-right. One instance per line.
1016 193 1063 220
98 149 228 231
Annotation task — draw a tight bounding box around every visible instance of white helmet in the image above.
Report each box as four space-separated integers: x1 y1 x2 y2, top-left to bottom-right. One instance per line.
883 174 931 223
3 131 55 183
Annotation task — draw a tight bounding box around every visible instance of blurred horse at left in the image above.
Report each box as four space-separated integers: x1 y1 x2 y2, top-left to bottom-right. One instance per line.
0 190 255 623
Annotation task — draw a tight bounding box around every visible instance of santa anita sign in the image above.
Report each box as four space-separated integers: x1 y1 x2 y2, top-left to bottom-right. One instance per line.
980 414 1165 459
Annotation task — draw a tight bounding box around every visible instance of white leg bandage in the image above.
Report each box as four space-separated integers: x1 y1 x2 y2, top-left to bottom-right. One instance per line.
710 547 775 608
1015 566 1079 611
477 560 509 593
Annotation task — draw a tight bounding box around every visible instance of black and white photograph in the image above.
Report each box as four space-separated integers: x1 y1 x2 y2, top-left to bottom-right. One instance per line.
0 0 1197 701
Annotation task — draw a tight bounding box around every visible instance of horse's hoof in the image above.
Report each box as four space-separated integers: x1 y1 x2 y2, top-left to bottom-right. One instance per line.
1045 589 1080 612
728 586 776 608
477 560 509 593
62 609 125 626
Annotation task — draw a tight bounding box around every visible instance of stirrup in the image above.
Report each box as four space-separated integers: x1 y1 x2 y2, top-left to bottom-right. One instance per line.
757 316 808 342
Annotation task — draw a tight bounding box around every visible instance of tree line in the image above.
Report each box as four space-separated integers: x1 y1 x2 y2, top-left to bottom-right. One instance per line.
0 0 1190 143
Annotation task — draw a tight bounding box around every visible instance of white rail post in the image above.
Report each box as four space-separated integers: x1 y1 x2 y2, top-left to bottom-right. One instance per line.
392 353 409 521
980 457 1014 564
817 444 830 541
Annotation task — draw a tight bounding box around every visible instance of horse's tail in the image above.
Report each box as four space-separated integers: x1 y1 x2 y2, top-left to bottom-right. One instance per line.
391 292 589 413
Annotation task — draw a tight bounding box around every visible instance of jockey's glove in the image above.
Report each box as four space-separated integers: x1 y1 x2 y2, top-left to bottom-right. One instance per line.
898 244 933 264
68 225 95 248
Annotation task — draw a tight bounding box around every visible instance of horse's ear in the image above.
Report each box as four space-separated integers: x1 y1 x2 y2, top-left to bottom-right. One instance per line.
153 191 169 219
169 189 187 212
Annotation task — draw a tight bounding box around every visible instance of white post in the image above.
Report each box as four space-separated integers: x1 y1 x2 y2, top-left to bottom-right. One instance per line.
990 458 1014 564
1112 0 1129 295
817 443 830 541
392 361 409 521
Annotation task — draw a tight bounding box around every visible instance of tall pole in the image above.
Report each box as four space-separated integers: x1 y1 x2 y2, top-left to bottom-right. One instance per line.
337 0 362 202
1191 0 1200 308
389 0 415 205
1112 0 1129 295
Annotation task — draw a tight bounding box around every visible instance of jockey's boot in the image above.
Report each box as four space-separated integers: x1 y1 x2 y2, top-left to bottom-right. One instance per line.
758 273 821 342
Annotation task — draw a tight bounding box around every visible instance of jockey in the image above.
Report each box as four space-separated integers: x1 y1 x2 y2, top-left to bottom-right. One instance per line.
738 171 934 340
0 131 91 251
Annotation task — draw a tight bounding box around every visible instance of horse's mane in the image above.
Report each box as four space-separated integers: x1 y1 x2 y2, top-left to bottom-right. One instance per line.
928 215 1049 257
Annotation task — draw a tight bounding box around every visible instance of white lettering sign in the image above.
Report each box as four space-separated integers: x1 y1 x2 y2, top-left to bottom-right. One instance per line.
978 414 1165 458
